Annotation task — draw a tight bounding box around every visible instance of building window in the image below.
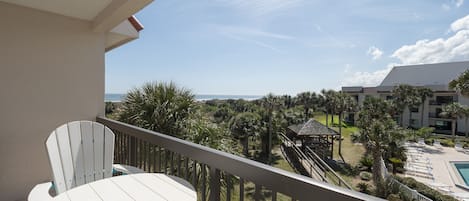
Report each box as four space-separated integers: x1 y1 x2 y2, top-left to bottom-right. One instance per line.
436 96 454 105
410 107 419 113
435 120 451 130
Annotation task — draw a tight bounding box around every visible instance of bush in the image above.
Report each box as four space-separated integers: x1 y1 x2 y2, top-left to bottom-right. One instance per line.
440 139 455 147
359 156 373 171
387 194 402 201
424 138 434 145
356 182 371 194
394 176 458 201
360 171 372 181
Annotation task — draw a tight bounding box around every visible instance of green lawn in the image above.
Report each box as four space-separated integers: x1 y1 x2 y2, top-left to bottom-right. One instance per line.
314 113 364 166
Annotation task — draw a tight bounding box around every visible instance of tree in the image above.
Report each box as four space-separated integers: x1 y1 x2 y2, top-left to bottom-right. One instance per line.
335 92 357 156
230 112 261 156
259 93 283 162
416 87 433 128
449 69 469 96
356 96 397 197
321 89 337 127
296 92 317 120
461 106 469 137
392 84 419 127
118 82 194 138
440 102 465 138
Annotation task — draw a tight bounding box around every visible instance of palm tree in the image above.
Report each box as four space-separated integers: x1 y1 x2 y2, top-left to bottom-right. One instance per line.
335 92 357 156
449 69 469 96
118 82 194 138
392 84 418 127
230 112 261 156
296 92 317 120
416 87 433 128
440 102 465 138
260 93 282 162
321 89 337 127
356 96 397 197
461 106 469 137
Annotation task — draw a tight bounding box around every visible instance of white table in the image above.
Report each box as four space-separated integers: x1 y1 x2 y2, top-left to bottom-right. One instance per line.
53 173 197 201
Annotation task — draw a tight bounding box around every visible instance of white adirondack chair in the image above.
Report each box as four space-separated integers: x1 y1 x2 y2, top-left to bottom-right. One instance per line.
28 121 144 201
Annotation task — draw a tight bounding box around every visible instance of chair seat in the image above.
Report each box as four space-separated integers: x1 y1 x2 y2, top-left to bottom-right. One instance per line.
28 164 144 201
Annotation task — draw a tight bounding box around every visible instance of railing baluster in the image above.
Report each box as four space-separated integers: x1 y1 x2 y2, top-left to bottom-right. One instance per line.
239 178 244 201
177 154 181 177
170 152 174 175
271 190 277 201
130 136 136 167
209 167 220 201
163 149 168 174
185 157 189 180
202 164 207 201
192 161 197 188
226 173 232 201
254 184 261 201
158 147 162 172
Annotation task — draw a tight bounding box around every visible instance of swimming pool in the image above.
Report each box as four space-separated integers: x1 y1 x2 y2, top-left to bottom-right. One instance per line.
454 162 469 186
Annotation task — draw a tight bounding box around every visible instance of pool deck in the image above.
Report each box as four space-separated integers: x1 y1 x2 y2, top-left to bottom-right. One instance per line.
405 143 469 195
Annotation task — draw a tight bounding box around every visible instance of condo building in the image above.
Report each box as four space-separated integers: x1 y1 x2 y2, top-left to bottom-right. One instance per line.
342 61 469 135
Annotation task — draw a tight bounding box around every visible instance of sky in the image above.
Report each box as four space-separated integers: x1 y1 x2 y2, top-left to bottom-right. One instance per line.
105 0 469 96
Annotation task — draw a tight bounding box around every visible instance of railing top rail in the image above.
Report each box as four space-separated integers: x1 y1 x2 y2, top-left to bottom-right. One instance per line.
97 116 382 201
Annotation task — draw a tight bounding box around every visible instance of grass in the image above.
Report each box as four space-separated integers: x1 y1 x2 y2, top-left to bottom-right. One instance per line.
314 113 364 166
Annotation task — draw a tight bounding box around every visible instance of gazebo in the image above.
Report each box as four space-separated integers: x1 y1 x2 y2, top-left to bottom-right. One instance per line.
286 119 339 159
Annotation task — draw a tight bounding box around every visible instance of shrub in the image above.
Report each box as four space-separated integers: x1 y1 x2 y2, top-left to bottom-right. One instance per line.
356 182 371 194
387 194 402 201
424 138 434 145
394 176 458 201
359 156 373 171
359 171 372 181
440 139 455 147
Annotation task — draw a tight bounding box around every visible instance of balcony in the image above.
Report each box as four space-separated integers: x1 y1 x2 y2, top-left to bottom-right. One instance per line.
97 117 380 201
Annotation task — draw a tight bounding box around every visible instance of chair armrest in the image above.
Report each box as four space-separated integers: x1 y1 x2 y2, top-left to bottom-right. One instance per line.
28 182 54 201
113 164 145 174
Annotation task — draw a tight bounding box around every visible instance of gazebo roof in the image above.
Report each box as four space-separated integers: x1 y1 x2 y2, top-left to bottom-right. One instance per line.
288 119 339 136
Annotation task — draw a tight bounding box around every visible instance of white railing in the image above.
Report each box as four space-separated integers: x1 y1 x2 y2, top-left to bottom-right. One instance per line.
380 158 432 201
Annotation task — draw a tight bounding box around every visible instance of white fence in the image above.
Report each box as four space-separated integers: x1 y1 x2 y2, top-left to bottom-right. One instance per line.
380 158 432 201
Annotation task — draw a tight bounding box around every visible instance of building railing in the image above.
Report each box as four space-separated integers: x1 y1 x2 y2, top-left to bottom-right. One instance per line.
97 117 380 201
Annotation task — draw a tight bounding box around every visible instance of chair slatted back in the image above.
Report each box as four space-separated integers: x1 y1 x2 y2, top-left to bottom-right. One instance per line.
45 121 115 194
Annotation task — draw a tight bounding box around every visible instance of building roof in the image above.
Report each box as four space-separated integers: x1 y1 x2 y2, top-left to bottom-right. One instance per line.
288 119 339 137
380 61 469 88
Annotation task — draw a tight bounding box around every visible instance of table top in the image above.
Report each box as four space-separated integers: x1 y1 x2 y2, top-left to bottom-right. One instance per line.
53 173 197 201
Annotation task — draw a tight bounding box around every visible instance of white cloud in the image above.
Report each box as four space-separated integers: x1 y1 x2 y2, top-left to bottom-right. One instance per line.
216 0 303 16
455 0 464 7
451 15 469 31
343 14 469 87
216 25 293 52
341 64 395 87
367 46 383 60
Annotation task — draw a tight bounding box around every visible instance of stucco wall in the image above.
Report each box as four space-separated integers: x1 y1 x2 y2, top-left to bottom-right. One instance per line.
0 3 105 200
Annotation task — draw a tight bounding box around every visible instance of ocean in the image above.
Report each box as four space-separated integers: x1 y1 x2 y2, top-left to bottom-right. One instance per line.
105 93 262 102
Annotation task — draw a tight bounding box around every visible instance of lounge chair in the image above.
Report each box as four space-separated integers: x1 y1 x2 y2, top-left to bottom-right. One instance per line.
418 138 426 146
28 121 147 201
455 143 465 152
433 140 443 149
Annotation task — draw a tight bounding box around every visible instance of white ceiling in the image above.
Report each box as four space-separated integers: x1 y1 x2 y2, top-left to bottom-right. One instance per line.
0 0 113 20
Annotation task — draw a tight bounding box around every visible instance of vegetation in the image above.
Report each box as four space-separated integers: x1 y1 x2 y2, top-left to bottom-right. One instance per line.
355 96 400 197
449 69 469 96
109 80 469 199
440 102 464 138
393 176 458 201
